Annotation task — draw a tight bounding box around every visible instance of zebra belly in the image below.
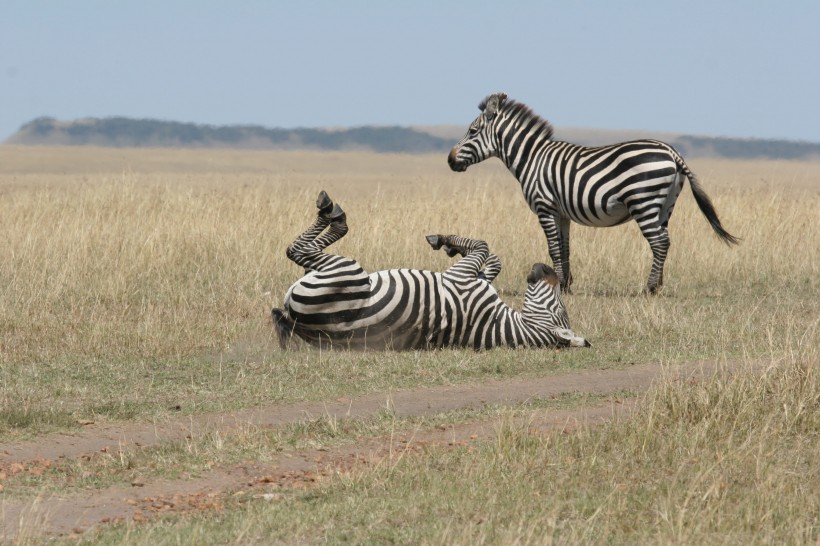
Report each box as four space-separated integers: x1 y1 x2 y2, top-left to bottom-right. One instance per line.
284 269 448 350
431 277 504 349
567 198 631 227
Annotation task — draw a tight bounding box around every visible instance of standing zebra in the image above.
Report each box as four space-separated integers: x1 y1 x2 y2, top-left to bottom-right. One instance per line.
272 191 589 350
448 93 739 294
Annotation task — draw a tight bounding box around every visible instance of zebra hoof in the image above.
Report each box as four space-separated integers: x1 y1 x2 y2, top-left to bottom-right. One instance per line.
316 191 334 214
326 203 346 223
425 235 443 250
443 245 460 258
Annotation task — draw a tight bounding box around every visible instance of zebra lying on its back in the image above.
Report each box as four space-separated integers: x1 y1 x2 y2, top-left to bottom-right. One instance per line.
272 191 589 351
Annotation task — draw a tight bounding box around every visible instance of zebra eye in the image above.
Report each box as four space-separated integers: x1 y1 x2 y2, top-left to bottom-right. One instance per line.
469 124 481 135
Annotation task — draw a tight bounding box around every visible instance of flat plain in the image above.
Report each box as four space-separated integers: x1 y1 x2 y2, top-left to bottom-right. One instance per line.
0 145 817 544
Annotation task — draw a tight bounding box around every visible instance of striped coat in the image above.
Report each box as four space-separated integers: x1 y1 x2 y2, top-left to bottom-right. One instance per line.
448 93 739 293
273 192 589 351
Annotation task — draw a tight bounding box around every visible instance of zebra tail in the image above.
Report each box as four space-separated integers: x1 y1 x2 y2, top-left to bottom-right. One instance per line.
272 308 296 350
677 157 740 246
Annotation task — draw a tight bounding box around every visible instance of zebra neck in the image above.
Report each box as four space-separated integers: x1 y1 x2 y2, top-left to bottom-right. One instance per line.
492 289 534 321
519 286 565 330
491 304 555 348
496 114 556 183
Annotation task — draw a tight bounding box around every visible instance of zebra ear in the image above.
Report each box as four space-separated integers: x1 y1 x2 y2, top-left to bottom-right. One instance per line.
484 93 508 118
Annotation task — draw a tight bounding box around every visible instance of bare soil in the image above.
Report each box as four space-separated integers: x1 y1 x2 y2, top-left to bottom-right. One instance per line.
0 359 757 541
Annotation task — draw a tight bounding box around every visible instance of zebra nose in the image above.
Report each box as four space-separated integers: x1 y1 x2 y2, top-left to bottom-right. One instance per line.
447 148 457 166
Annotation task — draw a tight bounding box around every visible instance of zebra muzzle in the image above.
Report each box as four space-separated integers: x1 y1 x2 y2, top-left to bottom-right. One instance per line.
448 150 468 172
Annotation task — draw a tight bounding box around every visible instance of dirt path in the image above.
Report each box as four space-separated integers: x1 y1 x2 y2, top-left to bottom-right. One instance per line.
0 359 758 540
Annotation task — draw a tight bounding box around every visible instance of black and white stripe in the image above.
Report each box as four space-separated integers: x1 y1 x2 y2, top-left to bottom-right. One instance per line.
272 192 589 351
448 93 739 294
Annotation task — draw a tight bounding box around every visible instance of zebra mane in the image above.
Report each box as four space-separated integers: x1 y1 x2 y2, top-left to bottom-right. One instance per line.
505 100 555 140
479 95 555 141
477 95 494 112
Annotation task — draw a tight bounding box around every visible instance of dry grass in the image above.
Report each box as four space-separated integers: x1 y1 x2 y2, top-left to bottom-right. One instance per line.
0 146 817 431
1 147 816 365
47 352 818 545
0 146 817 544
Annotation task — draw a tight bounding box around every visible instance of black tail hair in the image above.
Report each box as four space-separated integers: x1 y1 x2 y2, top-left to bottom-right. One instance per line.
271 308 295 350
677 156 740 245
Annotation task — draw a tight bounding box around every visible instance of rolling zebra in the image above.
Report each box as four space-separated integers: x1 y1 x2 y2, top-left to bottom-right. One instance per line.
448 92 739 294
272 191 589 350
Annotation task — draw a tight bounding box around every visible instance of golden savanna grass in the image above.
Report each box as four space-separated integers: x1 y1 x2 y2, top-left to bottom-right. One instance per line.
0 146 818 543
0 146 817 418
1 146 816 367
0 148 820 362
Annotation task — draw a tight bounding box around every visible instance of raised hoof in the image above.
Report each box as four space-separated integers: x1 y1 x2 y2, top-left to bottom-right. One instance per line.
425 235 443 250
443 245 460 258
326 203 346 223
316 191 334 214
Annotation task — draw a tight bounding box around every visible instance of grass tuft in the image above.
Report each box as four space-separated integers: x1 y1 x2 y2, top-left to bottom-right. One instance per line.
0 407 77 434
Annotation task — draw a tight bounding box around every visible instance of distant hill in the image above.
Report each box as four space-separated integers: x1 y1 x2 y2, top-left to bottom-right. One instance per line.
7 116 820 160
7 117 452 154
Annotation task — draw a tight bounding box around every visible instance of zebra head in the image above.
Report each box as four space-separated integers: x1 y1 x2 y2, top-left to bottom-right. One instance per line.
524 263 591 348
448 92 508 172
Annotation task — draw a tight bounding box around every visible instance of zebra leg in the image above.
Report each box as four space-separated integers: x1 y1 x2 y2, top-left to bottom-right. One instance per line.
311 190 349 250
426 234 464 258
536 212 570 292
558 215 573 292
427 235 501 282
285 191 349 271
641 227 670 295
481 253 502 283
312 204 348 251
426 234 489 280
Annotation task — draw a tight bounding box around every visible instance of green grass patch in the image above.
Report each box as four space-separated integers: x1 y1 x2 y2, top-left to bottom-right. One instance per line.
66 357 818 545
0 406 78 435
1 391 630 499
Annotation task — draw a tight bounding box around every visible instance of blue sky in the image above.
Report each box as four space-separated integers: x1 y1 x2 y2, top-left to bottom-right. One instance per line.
2 1 819 142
